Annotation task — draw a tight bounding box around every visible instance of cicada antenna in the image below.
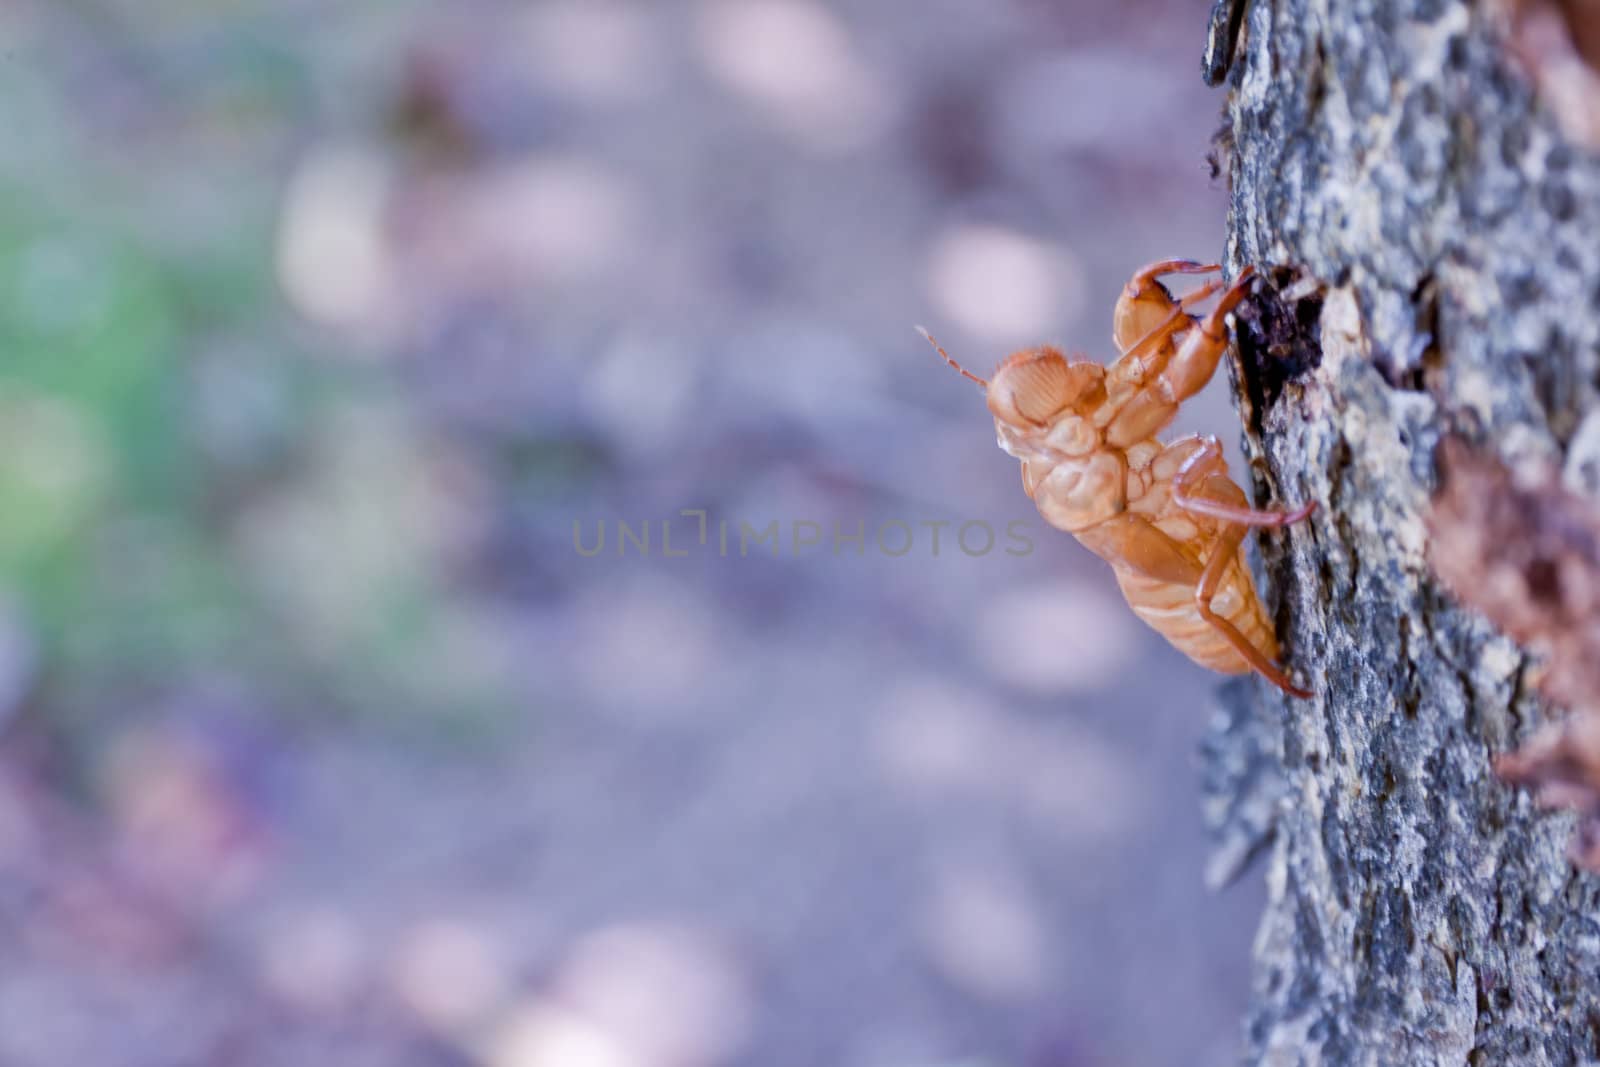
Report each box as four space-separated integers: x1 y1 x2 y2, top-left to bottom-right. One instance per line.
916 326 988 389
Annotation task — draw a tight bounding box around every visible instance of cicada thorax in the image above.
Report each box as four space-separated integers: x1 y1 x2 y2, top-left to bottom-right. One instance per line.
1025 450 1127 534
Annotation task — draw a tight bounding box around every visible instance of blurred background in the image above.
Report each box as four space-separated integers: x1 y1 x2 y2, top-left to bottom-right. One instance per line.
0 2 1261 1065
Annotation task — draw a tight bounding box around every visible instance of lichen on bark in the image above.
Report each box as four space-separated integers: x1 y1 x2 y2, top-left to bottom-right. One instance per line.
1200 0 1600 1062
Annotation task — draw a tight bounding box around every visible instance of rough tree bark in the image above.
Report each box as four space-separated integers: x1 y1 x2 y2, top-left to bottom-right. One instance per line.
1197 1 1600 1063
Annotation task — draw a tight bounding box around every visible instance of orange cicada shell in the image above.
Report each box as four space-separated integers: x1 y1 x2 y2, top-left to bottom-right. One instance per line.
923 261 1315 697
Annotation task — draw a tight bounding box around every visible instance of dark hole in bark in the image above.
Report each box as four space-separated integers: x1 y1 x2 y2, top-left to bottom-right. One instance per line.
1233 265 1324 421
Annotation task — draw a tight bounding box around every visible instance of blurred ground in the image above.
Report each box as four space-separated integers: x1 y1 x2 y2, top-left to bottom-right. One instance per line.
0 2 1263 1065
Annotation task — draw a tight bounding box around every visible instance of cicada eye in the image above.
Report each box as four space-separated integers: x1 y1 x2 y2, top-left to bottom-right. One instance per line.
988 347 1102 428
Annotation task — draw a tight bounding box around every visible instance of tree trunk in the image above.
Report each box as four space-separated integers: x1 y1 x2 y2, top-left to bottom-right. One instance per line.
1200 1 1600 1063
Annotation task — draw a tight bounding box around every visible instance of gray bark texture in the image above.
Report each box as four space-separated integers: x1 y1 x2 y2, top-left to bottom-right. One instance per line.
1199 1 1600 1064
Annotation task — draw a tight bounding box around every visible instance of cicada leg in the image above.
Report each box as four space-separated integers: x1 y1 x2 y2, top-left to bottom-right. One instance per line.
1192 522 1312 698
1113 259 1221 355
1171 438 1317 527
1171 436 1315 699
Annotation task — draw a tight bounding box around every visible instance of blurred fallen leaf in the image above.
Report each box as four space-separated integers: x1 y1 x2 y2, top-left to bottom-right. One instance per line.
1553 0 1600 71
1495 713 1600 868
1429 438 1600 712
1429 438 1600 869
1503 0 1600 145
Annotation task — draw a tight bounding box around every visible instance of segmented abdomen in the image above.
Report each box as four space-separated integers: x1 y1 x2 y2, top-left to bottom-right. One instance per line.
1111 552 1277 674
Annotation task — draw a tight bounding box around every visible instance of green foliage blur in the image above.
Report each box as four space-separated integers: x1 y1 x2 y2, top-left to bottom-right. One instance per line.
0 6 514 741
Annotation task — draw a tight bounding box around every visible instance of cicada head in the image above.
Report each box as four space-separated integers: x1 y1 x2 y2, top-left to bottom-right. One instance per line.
986 346 1105 431
917 328 1103 443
